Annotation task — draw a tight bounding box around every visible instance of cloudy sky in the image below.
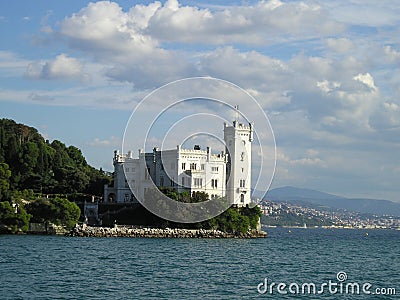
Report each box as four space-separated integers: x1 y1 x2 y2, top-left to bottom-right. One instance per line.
1 0 399 201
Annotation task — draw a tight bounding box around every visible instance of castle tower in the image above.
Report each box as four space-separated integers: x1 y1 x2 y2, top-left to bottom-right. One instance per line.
224 115 253 206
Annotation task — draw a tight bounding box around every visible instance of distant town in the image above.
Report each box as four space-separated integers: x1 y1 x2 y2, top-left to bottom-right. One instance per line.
259 200 400 230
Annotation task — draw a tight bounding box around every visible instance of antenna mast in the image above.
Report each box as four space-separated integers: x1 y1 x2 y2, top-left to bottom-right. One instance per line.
235 105 239 123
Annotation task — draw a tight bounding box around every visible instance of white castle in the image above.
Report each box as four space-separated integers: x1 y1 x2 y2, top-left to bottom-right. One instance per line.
104 119 253 206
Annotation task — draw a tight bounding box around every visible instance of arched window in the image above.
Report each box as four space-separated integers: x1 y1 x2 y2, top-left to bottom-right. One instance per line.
108 193 116 203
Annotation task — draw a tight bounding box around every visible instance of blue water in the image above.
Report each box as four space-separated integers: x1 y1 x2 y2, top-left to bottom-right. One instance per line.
1 228 399 299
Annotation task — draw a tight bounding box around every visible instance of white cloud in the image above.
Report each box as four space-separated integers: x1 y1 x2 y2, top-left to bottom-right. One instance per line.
383 45 400 63
317 80 341 93
57 1 194 88
26 54 88 81
0 51 30 77
384 102 400 111
144 0 344 44
87 136 121 147
29 93 54 102
325 38 355 53
353 73 377 92
290 157 326 167
306 149 319 157
325 0 400 27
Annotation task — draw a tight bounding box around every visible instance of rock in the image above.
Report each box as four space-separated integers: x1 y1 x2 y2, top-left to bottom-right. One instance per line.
67 225 267 239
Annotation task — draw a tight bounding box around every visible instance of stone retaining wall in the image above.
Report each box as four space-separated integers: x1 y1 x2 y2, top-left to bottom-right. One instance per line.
67 224 267 238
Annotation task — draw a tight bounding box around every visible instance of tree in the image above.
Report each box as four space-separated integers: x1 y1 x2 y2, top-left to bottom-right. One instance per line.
19 142 39 173
0 126 5 162
67 146 87 166
0 119 112 196
52 197 81 229
191 191 209 203
0 163 11 201
26 197 81 229
0 201 31 232
242 206 262 229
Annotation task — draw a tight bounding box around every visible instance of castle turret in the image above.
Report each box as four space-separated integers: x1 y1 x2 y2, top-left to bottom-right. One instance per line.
224 118 252 206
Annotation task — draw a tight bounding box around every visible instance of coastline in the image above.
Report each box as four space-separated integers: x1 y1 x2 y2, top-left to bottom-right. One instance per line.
67 224 267 238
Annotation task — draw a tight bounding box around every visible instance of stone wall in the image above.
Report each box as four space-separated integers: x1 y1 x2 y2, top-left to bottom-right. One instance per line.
67 224 267 238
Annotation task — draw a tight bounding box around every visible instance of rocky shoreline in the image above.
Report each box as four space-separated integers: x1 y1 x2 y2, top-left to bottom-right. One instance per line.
67 224 267 238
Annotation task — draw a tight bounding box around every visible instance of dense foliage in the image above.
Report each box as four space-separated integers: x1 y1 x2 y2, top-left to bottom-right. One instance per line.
0 201 31 233
199 206 262 234
0 195 81 232
26 197 81 230
103 187 262 234
0 119 111 199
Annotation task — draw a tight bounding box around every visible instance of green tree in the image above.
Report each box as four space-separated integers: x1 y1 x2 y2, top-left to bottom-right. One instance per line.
52 197 81 229
67 146 87 166
0 126 5 162
19 142 39 173
0 119 112 196
0 201 31 232
26 197 80 229
191 191 209 203
242 206 262 229
0 163 11 200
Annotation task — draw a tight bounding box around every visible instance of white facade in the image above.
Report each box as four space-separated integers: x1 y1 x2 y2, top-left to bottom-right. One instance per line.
104 120 253 206
224 120 253 205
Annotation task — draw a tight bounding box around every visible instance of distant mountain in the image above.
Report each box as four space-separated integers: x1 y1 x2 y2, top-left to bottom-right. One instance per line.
264 186 400 216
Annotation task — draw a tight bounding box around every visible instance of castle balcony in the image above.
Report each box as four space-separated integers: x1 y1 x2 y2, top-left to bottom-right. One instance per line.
184 170 205 177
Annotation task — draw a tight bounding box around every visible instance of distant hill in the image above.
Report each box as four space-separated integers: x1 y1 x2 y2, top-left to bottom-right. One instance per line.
264 186 400 216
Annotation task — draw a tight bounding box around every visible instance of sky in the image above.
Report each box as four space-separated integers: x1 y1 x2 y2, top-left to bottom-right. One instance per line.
0 0 399 202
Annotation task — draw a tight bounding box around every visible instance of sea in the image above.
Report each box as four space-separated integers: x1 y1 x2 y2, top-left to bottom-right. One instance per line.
0 228 399 299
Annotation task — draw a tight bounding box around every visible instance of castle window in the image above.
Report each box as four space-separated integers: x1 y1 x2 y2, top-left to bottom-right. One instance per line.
190 163 197 170
170 178 174 187
212 167 219 172
240 179 246 188
182 177 185 186
182 162 186 170
211 179 218 188
160 176 164 187
241 152 245 161
194 178 203 187
201 164 205 170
